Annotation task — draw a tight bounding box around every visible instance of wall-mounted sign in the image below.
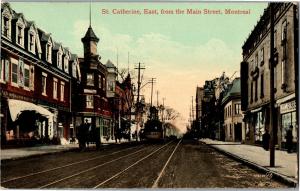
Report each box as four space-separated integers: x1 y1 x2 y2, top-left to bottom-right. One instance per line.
280 100 296 114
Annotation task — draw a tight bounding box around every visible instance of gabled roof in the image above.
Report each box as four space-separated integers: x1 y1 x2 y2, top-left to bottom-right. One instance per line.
52 41 62 51
38 28 52 42
81 26 99 43
70 54 78 61
106 59 115 68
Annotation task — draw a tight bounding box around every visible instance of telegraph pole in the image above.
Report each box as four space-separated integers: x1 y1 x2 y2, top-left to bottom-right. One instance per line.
269 3 276 167
156 90 159 107
134 62 145 141
192 96 194 121
149 78 156 107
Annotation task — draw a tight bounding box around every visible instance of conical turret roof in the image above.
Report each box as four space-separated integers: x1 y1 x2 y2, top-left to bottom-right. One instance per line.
81 26 99 43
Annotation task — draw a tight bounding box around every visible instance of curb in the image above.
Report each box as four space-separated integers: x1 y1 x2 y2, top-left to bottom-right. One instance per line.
201 141 298 187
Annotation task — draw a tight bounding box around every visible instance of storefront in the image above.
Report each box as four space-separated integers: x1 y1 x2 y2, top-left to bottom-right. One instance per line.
279 99 297 149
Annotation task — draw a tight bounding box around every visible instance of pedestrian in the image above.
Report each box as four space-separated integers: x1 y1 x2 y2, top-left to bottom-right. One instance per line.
286 125 293 153
262 129 270 151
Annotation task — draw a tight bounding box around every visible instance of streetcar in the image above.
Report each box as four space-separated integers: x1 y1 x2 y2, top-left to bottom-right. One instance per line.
143 106 164 141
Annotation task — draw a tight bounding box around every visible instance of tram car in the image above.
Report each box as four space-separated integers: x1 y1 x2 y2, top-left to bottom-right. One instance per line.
143 106 163 141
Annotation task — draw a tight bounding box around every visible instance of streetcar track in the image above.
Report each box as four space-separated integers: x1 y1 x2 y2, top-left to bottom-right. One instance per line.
152 139 182 188
38 144 155 189
1 144 143 184
93 140 175 188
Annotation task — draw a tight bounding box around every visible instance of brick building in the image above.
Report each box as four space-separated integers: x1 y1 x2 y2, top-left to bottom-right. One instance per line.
0 3 80 145
241 3 298 149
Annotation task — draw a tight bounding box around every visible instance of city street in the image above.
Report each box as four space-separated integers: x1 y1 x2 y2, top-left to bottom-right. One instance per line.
1 139 288 189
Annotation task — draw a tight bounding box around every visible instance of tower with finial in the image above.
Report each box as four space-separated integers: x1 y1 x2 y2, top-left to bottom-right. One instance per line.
81 1 99 57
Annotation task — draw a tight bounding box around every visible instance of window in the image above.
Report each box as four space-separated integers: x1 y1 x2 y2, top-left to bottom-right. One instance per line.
57 51 62 69
260 74 264 98
102 77 106 90
18 59 24 87
42 73 47 96
98 75 102 88
274 30 277 51
46 43 52 63
281 20 287 43
24 64 30 89
255 53 258 67
72 62 77 78
60 81 65 101
11 61 18 85
3 16 10 38
254 80 258 101
86 95 94 108
17 25 23 45
64 56 69 73
29 33 35 52
259 48 264 65
53 78 58 99
0 59 4 82
250 81 253 103
87 73 94 86
235 104 241 115
108 81 114 91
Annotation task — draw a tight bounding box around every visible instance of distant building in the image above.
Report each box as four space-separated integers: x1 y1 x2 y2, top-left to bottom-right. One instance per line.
241 3 298 149
1 3 80 145
222 78 243 142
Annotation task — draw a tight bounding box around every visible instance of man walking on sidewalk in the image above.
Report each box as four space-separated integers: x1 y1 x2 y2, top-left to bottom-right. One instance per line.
286 125 293 153
262 129 270 151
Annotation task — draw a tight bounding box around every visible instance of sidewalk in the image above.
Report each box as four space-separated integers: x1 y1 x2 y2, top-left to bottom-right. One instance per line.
1 143 79 161
1 138 136 161
201 138 298 186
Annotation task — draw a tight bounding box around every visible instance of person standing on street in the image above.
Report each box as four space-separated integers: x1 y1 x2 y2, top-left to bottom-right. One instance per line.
262 129 270 151
286 125 293 153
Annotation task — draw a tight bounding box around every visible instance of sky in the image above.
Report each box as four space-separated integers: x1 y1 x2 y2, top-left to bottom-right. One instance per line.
9 1 267 133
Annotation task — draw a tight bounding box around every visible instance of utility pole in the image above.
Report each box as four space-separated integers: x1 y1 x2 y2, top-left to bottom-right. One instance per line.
156 90 159 107
134 62 145 141
192 96 194 121
269 3 276 167
162 97 165 122
149 78 156 107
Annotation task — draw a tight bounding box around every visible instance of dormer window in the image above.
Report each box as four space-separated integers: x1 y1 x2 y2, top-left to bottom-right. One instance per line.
72 62 77 78
28 32 35 53
46 42 52 63
64 55 69 73
3 16 10 38
16 25 24 47
57 51 62 69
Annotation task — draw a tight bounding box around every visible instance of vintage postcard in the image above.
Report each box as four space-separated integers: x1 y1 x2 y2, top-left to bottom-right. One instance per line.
0 0 299 189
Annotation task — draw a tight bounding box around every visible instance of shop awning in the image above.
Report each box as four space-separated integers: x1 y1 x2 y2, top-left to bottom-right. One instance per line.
8 99 54 121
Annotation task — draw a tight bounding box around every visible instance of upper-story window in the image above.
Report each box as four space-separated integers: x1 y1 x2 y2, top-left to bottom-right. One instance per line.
46 42 52 63
2 16 11 39
64 54 69 73
0 58 5 83
42 72 47 96
24 64 30 90
102 77 106 91
281 20 287 44
86 95 94 109
259 47 264 65
254 53 258 68
16 24 24 47
98 75 102 89
2 7 11 40
87 73 94 86
60 81 65 101
274 30 277 51
53 78 58 99
72 61 77 78
28 32 35 53
235 104 241 115
57 51 62 69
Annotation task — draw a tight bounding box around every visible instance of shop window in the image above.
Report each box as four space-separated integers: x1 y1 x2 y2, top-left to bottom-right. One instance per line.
87 73 94 86
254 111 265 142
281 111 297 142
86 95 94 109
